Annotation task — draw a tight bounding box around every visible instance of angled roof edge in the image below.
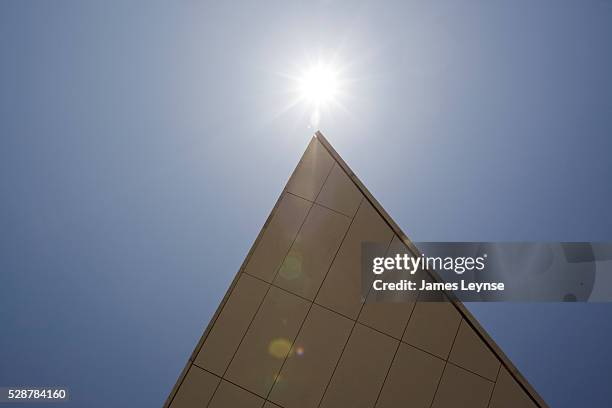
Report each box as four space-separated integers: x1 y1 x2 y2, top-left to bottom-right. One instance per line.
164 132 548 408
314 130 548 408
163 143 309 408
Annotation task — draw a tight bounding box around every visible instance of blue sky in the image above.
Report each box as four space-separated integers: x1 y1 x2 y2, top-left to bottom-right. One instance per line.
1 1 611 407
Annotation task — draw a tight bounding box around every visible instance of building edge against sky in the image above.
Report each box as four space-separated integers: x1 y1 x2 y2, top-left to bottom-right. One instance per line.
164 132 548 408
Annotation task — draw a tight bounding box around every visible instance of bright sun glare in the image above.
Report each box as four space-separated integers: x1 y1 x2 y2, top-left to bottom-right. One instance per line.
280 55 349 128
298 62 340 107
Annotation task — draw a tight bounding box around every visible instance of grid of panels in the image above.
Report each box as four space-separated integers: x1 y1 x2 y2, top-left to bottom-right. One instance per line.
166 137 543 408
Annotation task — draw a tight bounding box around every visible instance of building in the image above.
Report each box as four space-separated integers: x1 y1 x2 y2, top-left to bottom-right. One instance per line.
164 132 547 408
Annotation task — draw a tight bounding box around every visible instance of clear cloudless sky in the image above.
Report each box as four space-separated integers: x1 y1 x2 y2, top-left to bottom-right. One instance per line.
1 1 611 407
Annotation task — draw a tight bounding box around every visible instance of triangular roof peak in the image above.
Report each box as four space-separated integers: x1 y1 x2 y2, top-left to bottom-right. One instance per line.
166 132 547 408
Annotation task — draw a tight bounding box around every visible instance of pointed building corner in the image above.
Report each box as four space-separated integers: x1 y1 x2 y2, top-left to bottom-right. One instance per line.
165 132 548 408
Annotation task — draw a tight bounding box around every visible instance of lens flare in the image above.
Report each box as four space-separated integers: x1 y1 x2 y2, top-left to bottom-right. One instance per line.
279 250 303 281
268 338 292 359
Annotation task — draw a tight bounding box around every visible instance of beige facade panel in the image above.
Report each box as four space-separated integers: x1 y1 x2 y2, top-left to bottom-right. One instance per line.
358 292 415 339
269 304 353 408
244 193 311 282
165 134 547 408
319 323 397 408
273 203 350 300
195 273 269 376
286 137 335 201
431 363 494 408
359 235 418 338
316 200 393 319
225 286 310 396
315 162 363 217
489 367 539 408
170 365 219 408
449 319 500 381
208 380 264 408
403 299 462 359
376 343 445 408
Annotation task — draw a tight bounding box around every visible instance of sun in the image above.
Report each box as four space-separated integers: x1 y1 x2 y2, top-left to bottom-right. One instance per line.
297 62 341 108
276 55 350 128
